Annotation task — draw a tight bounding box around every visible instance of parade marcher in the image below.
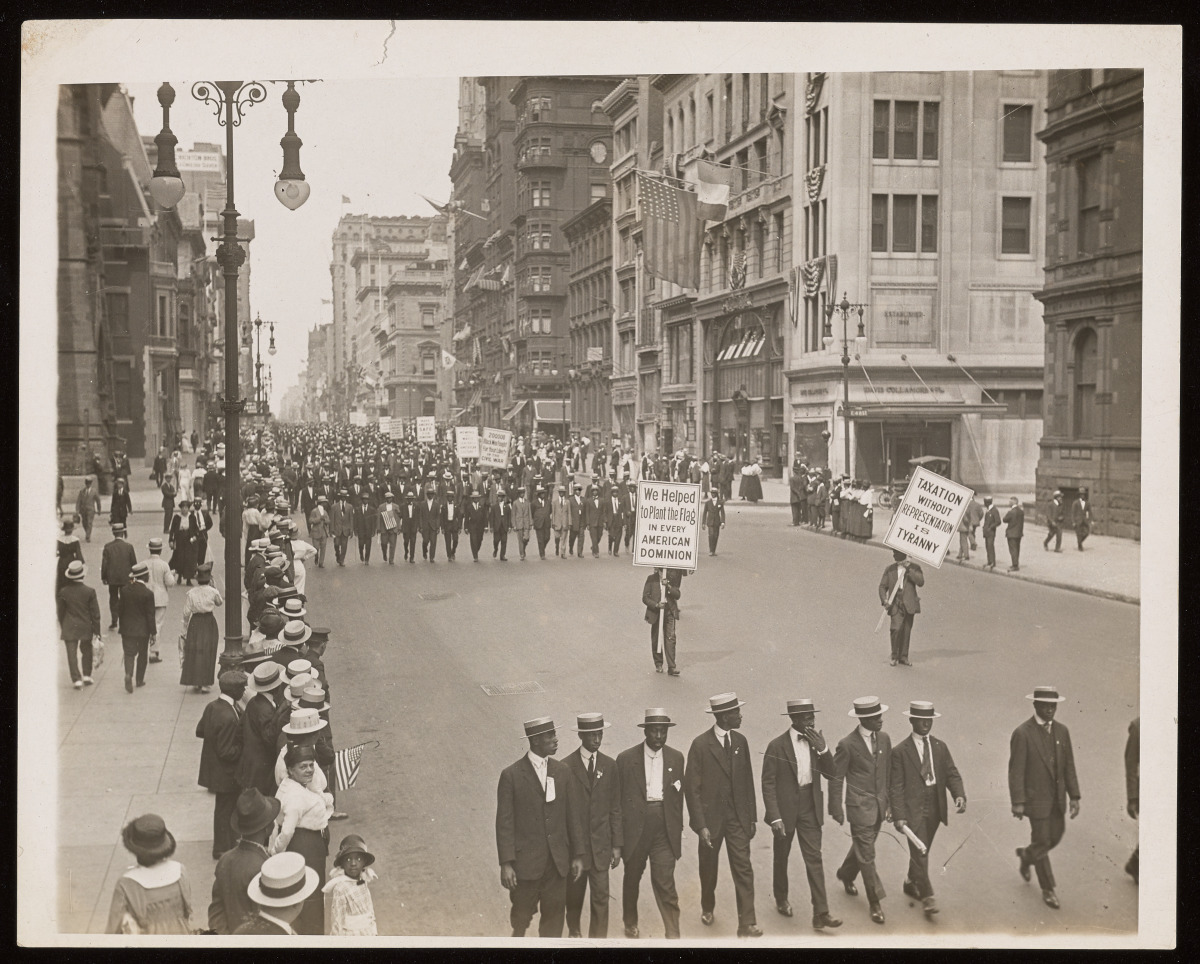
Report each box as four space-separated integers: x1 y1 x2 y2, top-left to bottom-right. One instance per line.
981 496 1001 570
1043 489 1065 552
879 550 924 667
551 485 570 557
160 476 176 535
271 742 334 935
832 696 892 925
398 491 419 563
702 488 726 556
563 713 622 939
56 518 85 593
1071 488 1093 551
889 700 966 920
354 487 379 564
377 491 400 564
109 477 133 529
1125 717 1139 884
330 490 353 567
179 562 223 694
145 537 176 664
440 485 463 561
106 814 193 935
324 835 379 936
1009 686 1080 911
532 487 553 559
464 489 489 562
118 561 156 694
233 851 320 935
511 487 533 561
417 483 441 563
490 489 511 561
495 716 580 938
617 708 684 939
100 522 137 629
236 661 289 797
75 475 101 542
307 494 331 568
604 485 627 557
641 567 672 675
568 482 586 558
195 670 247 859
169 499 200 585
208 789 278 934
584 487 605 558
57 559 101 689
685 692 762 937
761 698 841 930
1003 496 1025 572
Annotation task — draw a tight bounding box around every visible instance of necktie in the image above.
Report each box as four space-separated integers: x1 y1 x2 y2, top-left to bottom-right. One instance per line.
588 753 596 786
920 736 934 783
870 731 877 755
723 732 732 767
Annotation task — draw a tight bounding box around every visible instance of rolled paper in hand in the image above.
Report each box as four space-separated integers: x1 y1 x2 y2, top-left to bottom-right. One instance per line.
901 824 927 854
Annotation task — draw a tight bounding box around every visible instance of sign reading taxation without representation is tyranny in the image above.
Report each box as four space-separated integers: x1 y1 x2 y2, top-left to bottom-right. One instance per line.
633 481 702 571
883 465 974 569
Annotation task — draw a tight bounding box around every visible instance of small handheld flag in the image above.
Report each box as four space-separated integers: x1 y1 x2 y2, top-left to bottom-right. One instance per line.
334 742 371 791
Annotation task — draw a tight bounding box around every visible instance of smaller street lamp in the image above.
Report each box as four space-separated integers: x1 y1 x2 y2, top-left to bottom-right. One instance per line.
823 292 869 478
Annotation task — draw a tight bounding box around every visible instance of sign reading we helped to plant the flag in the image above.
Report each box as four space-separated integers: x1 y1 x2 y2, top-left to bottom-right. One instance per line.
632 480 702 571
882 465 974 569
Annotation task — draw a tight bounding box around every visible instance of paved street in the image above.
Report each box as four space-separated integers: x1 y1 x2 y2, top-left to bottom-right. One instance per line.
54 487 1139 940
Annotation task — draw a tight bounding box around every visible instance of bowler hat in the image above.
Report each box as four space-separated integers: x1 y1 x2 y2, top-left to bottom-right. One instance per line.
781 698 819 716
121 813 176 862
704 692 746 715
848 696 888 718
1025 685 1066 703
573 712 611 733
636 708 676 728
247 852 320 908
902 700 941 719
334 834 376 869
230 788 281 836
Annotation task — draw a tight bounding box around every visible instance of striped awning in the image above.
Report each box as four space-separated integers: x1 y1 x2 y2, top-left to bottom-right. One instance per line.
502 399 528 422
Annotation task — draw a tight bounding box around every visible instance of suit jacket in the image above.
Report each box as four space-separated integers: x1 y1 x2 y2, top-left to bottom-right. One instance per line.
684 727 758 838
888 733 965 827
235 693 283 793
196 697 243 793
307 505 331 540
353 499 379 538
117 581 156 637
1071 498 1093 529
568 496 585 529
439 498 463 532
564 748 623 869
510 498 533 532
982 505 1002 537
1047 498 1065 526
1003 505 1025 539
417 498 442 536
761 729 837 832
603 496 625 531
495 755 580 880
532 499 552 532
642 572 664 624
489 502 511 532
57 582 102 640
231 913 292 935
1008 716 1080 818
463 500 489 533
328 501 355 537
616 741 685 859
702 500 726 528
879 561 923 615
101 539 138 586
210 840 271 933
832 727 892 827
550 497 570 530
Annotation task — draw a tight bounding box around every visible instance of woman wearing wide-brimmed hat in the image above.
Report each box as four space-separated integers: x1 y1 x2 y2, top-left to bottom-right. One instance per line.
56 517 85 594
179 562 223 693
105 814 194 935
272 741 334 934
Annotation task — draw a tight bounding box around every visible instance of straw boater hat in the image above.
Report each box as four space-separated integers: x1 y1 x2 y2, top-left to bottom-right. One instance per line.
280 598 307 620
284 658 319 684
1025 685 1066 703
148 537 163 552
281 707 327 735
65 560 86 581
121 813 176 862
902 700 941 719
284 674 314 704
247 851 320 908
230 788 281 836
333 834 376 869
781 698 819 716
522 717 556 740
247 661 285 694
573 712 611 733
298 684 330 713
848 696 888 718
636 708 676 728
130 561 150 581
280 620 312 648
704 692 746 715
112 522 126 534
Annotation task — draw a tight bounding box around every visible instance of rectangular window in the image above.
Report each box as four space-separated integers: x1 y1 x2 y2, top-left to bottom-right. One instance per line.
922 101 939 160
106 292 129 335
422 307 435 329
871 194 889 252
754 221 765 277
590 183 607 201
811 203 822 258
741 73 750 129
530 308 552 333
113 361 132 419
1002 196 1032 254
891 195 917 252
872 100 890 159
531 182 550 208
921 194 938 252
760 72 770 118
158 294 169 337
1003 104 1033 162
754 139 768 184
1077 156 1100 256
422 354 435 375
724 76 733 140
893 101 918 159
736 149 750 192
874 100 938 161
706 92 715 141
811 111 822 167
774 212 785 270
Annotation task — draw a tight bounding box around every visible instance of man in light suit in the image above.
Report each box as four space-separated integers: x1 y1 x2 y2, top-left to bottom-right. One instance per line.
1008 685 1081 910
616 708 685 939
196 670 247 859
496 717 582 937
685 692 763 937
832 696 892 925
879 550 924 666
761 698 842 930
563 713 623 938
889 700 966 920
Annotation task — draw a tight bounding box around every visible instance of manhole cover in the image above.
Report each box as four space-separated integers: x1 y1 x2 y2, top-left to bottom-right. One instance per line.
419 591 458 601
480 680 546 697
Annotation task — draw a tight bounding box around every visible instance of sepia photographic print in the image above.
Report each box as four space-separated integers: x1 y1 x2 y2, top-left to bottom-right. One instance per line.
19 20 1178 948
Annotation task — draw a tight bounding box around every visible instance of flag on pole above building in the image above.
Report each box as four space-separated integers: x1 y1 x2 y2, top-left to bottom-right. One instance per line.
689 158 731 221
341 195 351 204
637 172 700 290
441 349 457 370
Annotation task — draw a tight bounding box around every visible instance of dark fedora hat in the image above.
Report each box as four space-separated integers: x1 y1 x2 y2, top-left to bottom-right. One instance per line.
230 788 281 836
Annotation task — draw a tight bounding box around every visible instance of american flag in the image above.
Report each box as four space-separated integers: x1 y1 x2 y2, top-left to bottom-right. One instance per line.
637 173 700 290
334 742 370 791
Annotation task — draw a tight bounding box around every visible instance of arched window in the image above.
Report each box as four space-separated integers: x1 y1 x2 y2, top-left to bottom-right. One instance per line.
1072 327 1098 439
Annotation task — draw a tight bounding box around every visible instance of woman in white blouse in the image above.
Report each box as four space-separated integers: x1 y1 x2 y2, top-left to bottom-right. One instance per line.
273 743 333 934
178 562 222 693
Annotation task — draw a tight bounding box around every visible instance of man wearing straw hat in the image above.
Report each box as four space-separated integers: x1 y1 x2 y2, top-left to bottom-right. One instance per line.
832 696 893 925
232 851 321 935
1008 685 1080 911
888 700 966 920
495 716 581 937
144 537 175 664
685 692 762 937
615 708 685 939
100 521 137 630
563 713 623 938
761 698 842 930
117 561 156 694
236 661 289 797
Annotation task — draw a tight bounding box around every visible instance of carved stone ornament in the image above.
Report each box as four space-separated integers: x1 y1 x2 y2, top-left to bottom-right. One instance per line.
805 165 826 204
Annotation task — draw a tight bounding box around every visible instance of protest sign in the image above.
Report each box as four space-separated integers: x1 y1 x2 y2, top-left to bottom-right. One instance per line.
416 416 436 442
632 481 702 571
378 416 391 436
456 426 480 459
477 427 512 468
349 411 366 427
882 465 974 569
389 419 406 439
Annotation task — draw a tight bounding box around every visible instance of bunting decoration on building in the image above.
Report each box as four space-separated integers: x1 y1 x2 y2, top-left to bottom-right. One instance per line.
637 172 700 290
729 251 747 290
824 253 838 303
800 258 825 297
805 164 826 204
805 72 826 114
788 266 800 326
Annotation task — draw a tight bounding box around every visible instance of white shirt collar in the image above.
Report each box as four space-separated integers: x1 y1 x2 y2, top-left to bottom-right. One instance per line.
527 750 548 771
219 693 236 707
713 723 730 743
643 742 660 760
858 724 877 744
579 747 595 767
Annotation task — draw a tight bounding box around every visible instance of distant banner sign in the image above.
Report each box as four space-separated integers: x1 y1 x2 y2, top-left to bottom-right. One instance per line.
478 427 512 468
632 481 702 571
378 417 391 435
319 411 328 423
882 465 973 569
416 416 436 442
389 419 407 439
456 426 480 459
349 411 366 427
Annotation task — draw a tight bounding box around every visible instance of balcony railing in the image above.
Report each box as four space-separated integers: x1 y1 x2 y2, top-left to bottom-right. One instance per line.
516 151 567 170
100 224 151 249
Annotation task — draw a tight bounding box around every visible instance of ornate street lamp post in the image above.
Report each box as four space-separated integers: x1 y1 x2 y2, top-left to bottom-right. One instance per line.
823 292 869 478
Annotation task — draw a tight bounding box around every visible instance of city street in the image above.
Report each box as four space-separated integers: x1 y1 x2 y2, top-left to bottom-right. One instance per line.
56 494 1139 940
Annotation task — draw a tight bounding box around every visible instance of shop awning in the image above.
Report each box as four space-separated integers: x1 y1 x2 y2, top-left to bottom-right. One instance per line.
533 399 571 423
841 401 1005 419
465 388 482 412
502 399 528 421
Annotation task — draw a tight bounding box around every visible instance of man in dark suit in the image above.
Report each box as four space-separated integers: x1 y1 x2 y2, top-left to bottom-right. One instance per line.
889 700 966 920
532 488 553 559
440 487 463 561
604 487 626 556
616 708 685 939
685 692 763 937
196 670 248 859
761 698 842 930
398 491 420 563
117 561 156 694
981 496 1001 569
235 661 288 797
329 490 354 567
100 522 137 629
1003 496 1024 571
490 490 511 561
353 488 378 564
1071 488 1093 551
208 788 278 934
1008 686 1081 910
417 484 442 562
567 483 586 557
1125 717 1139 884
641 568 679 675
832 696 892 924
1043 489 1065 551
702 488 726 556
879 550 924 666
563 713 623 938
584 489 605 558
495 717 582 937
463 490 489 561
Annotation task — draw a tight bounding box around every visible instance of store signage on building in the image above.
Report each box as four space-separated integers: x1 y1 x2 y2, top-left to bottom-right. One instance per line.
416 416 436 442
882 465 974 569
632 481 702 571
176 151 223 173
477 427 512 468
456 426 480 459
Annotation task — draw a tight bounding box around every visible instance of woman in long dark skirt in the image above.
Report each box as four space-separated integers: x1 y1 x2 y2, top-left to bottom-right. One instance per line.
57 518 85 593
168 499 199 584
109 478 133 528
178 562 222 693
272 743 332 935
